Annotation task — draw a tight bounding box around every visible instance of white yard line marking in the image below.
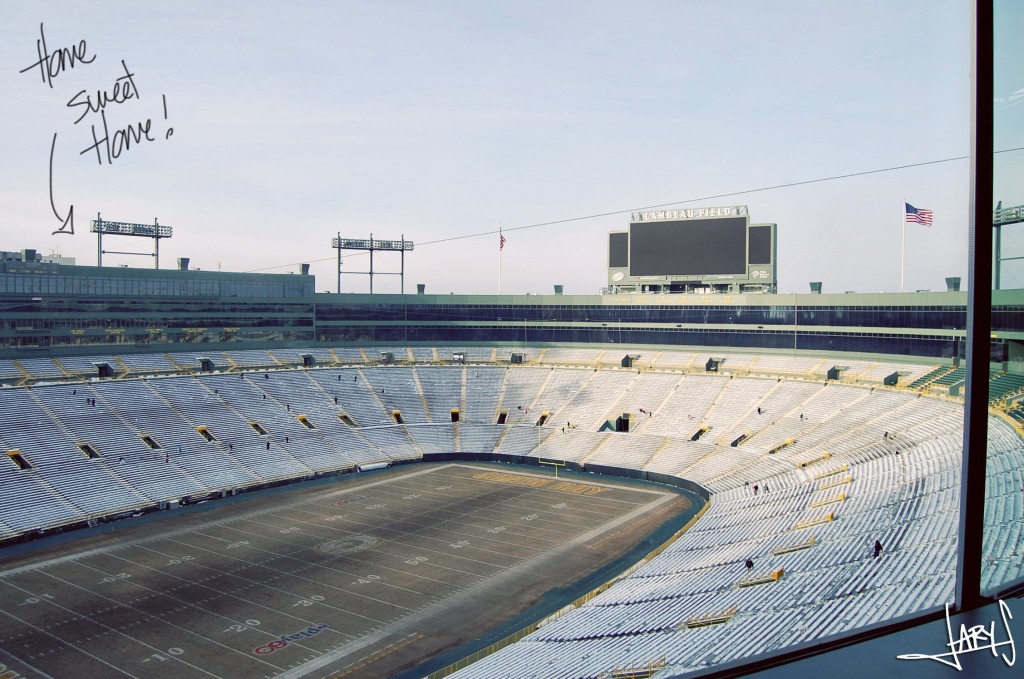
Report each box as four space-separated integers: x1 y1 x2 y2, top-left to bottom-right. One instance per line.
0 579 220 678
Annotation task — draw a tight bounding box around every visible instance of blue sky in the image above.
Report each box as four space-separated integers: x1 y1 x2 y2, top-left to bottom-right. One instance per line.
2 1 1021 294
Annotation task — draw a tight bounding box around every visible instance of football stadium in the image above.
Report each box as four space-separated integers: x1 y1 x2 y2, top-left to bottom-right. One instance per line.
1 3 1021 678
0 189 1022 678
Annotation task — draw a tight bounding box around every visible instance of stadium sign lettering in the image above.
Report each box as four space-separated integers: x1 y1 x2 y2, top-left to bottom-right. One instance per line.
632 206 747 222
471 472 605 495
474 471 551 488
549 481 604 496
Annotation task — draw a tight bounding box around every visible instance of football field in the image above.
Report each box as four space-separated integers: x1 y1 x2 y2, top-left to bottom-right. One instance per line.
0 463 692 679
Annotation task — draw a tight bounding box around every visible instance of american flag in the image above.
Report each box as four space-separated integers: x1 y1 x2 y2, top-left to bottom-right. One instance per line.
499 232 506 251
905 203 934 226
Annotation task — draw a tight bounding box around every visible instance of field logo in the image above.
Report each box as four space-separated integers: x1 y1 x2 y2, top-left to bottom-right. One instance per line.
0 663 25 679
253 623 330 655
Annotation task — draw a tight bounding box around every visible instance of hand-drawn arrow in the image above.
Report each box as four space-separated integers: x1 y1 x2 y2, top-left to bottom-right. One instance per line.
49 132 74 235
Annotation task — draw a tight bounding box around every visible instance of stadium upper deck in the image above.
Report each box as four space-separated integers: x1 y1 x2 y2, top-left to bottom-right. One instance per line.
2 256 1023 365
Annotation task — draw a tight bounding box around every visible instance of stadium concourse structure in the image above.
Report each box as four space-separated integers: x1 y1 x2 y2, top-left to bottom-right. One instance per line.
1 256 1024 676
0 247 1022 361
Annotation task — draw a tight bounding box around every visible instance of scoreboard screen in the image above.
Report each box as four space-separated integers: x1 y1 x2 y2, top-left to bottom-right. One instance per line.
608 232 629 268
749 224 773 265
629 217 747 277
608 206 776 292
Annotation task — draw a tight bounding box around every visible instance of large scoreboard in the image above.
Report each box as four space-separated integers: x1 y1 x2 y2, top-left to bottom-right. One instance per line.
607 206 776 293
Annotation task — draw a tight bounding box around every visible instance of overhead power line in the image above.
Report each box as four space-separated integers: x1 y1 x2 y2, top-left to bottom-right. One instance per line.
246 147 1024 273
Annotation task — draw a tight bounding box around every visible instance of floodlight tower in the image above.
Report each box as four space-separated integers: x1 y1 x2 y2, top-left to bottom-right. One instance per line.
994 202 1024 289
331 233 414 293
91 214 173 269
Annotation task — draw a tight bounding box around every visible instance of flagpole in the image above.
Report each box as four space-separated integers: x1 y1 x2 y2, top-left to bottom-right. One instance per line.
900 199 906 292
498 226 503 294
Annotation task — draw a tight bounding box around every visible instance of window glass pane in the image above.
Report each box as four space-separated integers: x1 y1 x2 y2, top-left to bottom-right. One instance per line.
983 0 1024 594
